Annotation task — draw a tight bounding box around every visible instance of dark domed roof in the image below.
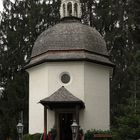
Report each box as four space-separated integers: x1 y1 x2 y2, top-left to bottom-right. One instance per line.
32 18 108 58
26 17 114 69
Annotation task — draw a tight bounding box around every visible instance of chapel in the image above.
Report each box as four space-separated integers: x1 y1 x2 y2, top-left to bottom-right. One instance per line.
25 0 114 140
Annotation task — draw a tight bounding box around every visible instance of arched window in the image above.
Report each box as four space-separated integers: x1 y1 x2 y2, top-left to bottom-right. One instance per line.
63 4 66 17
67 2 72 16
74 3 78 17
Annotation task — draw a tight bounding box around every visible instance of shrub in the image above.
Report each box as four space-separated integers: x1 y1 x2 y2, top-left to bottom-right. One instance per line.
22 133 42 140
84 130 94 140
84 129 113 140
22 134 32 140
32 133 42 140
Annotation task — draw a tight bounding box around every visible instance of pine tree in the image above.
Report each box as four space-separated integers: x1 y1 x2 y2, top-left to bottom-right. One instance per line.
113 0 140 139
0 0 60 139
0 0 139 139
82 1 140 139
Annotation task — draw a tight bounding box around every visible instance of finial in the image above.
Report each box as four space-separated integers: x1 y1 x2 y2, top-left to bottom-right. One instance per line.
60 0 82 19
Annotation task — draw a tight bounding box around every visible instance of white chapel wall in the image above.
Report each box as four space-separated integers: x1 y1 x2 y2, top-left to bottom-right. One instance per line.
81 62 110 131
27 64 49 134
27 61 110 134
27 61 85 134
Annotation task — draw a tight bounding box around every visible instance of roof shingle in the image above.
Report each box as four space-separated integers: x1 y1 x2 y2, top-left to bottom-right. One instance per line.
40 86 85 108
25 17 114 69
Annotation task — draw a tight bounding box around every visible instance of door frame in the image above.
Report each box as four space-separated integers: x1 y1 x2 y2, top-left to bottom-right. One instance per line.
54 108 79 140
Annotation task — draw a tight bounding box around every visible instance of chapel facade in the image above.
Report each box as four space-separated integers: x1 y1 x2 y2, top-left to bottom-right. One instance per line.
25 0 114 140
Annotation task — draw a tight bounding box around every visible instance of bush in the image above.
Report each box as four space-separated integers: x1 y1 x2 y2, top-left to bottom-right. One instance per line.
84 130 94 140
32 133 43 140
84 129 113 140
22 133 42 140
22 134 32 140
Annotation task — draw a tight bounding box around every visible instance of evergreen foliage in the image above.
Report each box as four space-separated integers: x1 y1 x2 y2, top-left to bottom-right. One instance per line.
84 129 112 140
22 133 42 140
0 0 60 139
81 0 140 139
0 0 139 140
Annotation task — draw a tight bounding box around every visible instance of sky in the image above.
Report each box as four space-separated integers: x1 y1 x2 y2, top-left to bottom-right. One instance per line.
0 1 3 12
0 0 16 12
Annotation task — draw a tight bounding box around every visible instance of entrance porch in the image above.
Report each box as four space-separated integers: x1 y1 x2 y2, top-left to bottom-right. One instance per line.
40 86 85 140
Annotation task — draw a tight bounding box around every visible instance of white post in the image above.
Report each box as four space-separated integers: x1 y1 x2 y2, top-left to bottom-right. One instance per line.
72 2 74 16
65 2 68 17
78 3 81 18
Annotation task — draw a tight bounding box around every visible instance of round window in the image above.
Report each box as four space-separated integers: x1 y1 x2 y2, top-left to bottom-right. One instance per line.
61 73 70 84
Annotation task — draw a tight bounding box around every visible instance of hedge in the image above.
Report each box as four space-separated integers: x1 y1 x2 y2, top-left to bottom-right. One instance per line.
22 133 42 140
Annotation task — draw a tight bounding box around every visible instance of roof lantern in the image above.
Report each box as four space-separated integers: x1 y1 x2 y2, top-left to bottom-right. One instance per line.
60 0 82 18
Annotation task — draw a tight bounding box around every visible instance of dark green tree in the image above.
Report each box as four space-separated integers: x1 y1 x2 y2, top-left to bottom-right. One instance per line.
81 0 140 139
0 0 139 139
0 0 60 139
113 0 140 139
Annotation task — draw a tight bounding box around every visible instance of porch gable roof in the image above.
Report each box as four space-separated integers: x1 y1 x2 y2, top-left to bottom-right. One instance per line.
40 86 85 109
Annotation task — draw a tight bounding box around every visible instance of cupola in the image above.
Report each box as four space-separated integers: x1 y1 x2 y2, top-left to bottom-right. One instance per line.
60 0 82 18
